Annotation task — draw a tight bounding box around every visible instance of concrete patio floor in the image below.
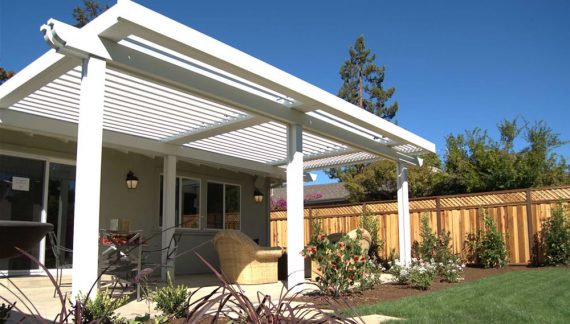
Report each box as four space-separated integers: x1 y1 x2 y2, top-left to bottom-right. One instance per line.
0 273 398 323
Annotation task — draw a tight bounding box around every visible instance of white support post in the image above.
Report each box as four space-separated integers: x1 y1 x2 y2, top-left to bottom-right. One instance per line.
71 56 106 299
286 124 304 290
397 161 412 265
162 155 177 280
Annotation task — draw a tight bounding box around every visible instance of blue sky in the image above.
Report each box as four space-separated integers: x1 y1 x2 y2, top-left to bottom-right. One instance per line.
1 0 568 185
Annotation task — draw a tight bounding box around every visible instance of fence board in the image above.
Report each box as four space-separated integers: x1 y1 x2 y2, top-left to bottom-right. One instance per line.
270 186 570 265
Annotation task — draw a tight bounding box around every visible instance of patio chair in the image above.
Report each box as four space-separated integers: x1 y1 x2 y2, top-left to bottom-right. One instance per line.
47 231 73 298
213 229 284 284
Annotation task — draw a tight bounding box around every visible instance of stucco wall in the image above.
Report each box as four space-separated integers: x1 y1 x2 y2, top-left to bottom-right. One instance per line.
0 128 271 275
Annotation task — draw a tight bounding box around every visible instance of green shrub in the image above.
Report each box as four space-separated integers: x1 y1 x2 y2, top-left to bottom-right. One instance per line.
150 273 189 319
388 259 437 290
360 210 384 261
302 230 370 296
464 212 509 268
540 202 570 265
438 256 465 283
75 289 128 324
412 214 465 282
413 214 454 264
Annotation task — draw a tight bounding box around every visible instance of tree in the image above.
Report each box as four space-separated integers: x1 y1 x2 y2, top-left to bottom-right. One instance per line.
340 153 444 202
73 0 109 27
442 119 568 194
0 67 15 85
0 1 108 85
340 118 569 202
327 36 399 180
338 35 398 120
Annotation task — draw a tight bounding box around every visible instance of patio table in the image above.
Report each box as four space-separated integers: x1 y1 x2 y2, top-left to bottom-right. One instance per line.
99 229 143 299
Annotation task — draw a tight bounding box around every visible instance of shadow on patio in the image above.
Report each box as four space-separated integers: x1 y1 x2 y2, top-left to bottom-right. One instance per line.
0 273 308 321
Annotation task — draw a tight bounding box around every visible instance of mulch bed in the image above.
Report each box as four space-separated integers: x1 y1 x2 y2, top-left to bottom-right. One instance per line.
297 265 536 309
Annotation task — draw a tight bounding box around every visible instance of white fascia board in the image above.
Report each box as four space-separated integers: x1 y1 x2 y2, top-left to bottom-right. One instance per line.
0 109 284 178
164 116 269 145
102 41 420 166
0 51 79 108
95 1 435 153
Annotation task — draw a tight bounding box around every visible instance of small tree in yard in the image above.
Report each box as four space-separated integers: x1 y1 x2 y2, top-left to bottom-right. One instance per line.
360 209 384 261
413 214 454 263
540 202 570 265
412 213 465 283
464 211 509 268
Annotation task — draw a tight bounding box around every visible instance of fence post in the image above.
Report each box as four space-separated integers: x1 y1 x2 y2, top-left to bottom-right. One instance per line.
308 207 313 239
436 197 442 234
526 188 536 265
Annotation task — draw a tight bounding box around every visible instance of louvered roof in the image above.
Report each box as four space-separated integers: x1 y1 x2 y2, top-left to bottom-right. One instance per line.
0 0 435 178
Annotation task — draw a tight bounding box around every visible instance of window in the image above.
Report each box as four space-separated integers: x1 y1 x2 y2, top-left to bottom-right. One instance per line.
159 176 200 229
207 182 240 229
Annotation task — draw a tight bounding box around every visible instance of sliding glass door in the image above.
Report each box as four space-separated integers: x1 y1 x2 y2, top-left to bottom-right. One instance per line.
0 154 76 272
0 155 45 271
45 163 76 269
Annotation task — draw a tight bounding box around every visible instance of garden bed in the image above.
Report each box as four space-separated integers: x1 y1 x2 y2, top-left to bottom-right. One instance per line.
297 265 535 309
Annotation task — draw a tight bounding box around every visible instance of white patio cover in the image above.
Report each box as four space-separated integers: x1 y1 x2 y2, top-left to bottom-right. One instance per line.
0 0 434 296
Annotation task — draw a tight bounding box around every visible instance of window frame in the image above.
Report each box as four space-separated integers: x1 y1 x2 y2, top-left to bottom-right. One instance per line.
205 180 241 231
158 174 202 230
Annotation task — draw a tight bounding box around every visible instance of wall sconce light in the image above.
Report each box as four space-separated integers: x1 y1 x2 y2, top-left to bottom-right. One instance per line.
126 171 139 189
253 188 264 203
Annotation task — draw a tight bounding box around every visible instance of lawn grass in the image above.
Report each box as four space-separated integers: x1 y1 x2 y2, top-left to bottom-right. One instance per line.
352 268 570 323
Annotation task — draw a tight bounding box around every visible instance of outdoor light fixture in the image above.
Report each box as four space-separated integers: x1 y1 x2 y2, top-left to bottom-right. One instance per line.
126 171 139 189
253 188 264 203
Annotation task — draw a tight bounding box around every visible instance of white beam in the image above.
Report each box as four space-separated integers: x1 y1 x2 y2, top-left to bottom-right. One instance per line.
0 51 79 108
93 1 435 153
397 162 412 265
72 56 106 299
164 116 268 145
0 110 284 178
287 124 304 290
101 41 419 166
162 155 177 280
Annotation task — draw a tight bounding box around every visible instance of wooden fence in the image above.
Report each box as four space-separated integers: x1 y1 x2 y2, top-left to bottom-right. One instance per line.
269 186 570 265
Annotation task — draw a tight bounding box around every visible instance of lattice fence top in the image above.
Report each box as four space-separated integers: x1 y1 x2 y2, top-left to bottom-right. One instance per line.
439 191 527 208
531 187 570 201
270 186 570 220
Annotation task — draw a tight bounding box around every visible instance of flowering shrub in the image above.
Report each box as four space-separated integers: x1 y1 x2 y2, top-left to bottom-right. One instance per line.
438 256 465 283
413 214 454 264
412 214 465 282
302 230 371 296
388 258 437 290
270 192 324 210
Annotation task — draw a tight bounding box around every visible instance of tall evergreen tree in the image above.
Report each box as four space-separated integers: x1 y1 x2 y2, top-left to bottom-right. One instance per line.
338 35 398 120
73 0 109 27
327 36 399 180
0 67 15 85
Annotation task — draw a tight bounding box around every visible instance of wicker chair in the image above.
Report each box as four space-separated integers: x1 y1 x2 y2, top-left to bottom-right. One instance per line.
213 230 284 284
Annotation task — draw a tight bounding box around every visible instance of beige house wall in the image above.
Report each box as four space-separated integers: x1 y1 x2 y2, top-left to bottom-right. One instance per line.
0 128 270 275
